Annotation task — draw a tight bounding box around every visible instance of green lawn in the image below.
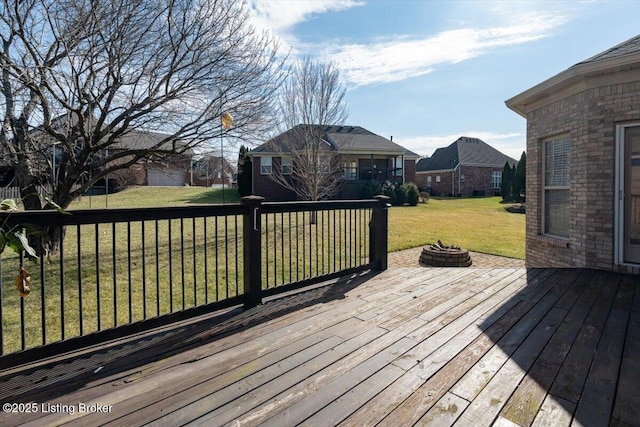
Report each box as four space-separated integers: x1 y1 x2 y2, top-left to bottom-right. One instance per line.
69 186 240 209
388 197 525 259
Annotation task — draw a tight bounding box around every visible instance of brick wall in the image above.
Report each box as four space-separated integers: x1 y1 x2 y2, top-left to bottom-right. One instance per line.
524 73 640 271
404 159 417 184
416 166 503 197
251 157 296 201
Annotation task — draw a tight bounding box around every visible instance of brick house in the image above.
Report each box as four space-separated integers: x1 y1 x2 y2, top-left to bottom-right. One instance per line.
415 136 517 197
250 125 420 201
506 34 640 273
106 130 194 188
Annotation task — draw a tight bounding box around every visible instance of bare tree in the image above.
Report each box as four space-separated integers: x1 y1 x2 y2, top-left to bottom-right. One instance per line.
267 57 348 201
0 0 286 212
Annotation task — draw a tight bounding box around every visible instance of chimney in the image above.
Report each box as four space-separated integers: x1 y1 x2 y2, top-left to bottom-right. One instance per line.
390 136 393 141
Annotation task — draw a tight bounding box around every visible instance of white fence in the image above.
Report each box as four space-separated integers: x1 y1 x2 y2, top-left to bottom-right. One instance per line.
0 186 21 200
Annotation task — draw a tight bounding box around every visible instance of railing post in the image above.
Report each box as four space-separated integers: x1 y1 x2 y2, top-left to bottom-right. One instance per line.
370 195 390 271
241 195 265 309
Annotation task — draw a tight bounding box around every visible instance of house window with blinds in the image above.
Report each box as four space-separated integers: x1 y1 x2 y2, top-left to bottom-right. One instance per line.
543 136 570 238
261 156 272 175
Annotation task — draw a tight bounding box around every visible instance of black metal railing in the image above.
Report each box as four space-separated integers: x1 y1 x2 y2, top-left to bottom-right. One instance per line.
0 196 388 365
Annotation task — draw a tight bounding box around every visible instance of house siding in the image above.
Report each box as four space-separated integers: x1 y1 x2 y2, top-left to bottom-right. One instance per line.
525 75 640 271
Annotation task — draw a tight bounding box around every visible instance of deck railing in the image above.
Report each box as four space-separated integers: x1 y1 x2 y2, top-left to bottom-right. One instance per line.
0 196 389 365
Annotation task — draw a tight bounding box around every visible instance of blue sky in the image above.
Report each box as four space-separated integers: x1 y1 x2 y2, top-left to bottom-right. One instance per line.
248 0 640 160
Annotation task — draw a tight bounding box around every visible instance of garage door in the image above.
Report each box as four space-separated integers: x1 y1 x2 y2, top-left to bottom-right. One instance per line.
147 169 185 186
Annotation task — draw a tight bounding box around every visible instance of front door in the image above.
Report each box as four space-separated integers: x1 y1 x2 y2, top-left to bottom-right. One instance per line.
623 126 640 264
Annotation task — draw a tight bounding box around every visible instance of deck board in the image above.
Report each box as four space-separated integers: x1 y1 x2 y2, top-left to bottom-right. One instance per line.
0 267 638 427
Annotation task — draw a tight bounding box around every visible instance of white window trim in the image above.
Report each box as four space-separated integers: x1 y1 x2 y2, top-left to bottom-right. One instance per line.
614 122 640 266
261 156 272 175
542 134 570 240
492 170 502 189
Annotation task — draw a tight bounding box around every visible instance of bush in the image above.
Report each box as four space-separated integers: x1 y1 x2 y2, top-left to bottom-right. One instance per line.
362 181 382 199
405 183 419 206
381 180 397 205
418 191 430 203
394 184 407 206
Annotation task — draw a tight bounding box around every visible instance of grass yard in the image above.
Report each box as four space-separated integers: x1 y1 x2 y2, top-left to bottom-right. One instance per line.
388 197 525 259
69 186 240 209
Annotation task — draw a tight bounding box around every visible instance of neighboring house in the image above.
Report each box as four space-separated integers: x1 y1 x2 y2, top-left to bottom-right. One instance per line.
108 130 194 188
506 34 640 273
415 136 517 197
249 125 420 200
189 155 236 187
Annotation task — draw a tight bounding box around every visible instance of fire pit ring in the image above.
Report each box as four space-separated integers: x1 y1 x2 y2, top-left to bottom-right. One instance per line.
419 240 472 267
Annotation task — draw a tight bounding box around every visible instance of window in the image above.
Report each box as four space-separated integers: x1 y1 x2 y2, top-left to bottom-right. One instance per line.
543 136 570 238
343 160 357 180
281 157 292 175
394 156 403 177
492 171 502 189
427 176 432 187
261 156 272 175
436 175 441 183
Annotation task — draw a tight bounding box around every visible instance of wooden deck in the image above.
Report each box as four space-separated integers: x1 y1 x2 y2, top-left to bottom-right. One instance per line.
0 267 638 426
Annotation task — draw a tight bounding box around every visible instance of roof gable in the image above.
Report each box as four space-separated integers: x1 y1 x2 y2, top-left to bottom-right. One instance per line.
416 136 516 171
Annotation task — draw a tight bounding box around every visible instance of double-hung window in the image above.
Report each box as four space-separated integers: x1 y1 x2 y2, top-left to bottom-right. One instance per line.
261 156 272 175
492 170 501 189
281 157 292 175
543 136 570 238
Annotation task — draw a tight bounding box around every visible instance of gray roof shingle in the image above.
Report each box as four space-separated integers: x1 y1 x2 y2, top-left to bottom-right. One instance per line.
416 136 517 171
252 125 414 156
574 34 640 66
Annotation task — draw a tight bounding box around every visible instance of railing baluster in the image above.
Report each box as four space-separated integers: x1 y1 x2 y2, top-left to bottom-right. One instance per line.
192 217 197 306
235 215 239 296
180 218 185 310
155 220 160 317
112 222 117 327
288 213 292 283
40 234 46 344
95 224 101 331
225 216 229 298
215 216 219 301
203 217 209 303
265 213 269 289
281 212 285 286
60 230 66 339
19 253 26 350
295 211 299 282
142 221 147 319
127 222 132 323
168 219 173 313
77 225 83 335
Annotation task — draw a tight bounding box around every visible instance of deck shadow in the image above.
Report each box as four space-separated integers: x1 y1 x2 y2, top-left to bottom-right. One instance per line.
0 269 378 405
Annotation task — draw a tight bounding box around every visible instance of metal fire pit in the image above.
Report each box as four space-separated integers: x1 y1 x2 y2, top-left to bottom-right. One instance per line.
419 240 472 267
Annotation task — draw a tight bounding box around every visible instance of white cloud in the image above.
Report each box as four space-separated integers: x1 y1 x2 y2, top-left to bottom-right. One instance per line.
325 12 568 87
399 131 525 160
248 0 364 31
